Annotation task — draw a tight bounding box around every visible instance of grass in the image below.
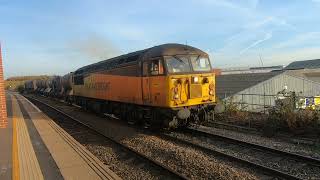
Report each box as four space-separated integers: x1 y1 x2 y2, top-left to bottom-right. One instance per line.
215 97 267 128
5 75 49 91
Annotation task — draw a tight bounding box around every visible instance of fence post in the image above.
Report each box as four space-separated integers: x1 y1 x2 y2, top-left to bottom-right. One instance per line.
264 90 266 114
241 94 244 110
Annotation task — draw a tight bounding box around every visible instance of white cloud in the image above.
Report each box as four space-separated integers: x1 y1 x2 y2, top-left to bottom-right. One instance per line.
213 47 320 68
273 32 320 49
244 16 295 31
240 32 272 54
245 16 274 29
222 15 295 54
196 0 258 15
266 47 320 65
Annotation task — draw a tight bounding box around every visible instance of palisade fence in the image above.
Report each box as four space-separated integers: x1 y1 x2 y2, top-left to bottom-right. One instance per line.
219 73 320 113
222 93 315 113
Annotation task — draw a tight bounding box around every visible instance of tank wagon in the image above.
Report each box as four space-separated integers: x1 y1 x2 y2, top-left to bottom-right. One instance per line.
61 73 73 102
51 76 63 97
45 78 54 95
25 43 216 128
35 79 46 94
24 80 37 92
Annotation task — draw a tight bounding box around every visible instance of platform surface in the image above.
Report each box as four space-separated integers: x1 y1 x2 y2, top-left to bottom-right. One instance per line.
0 91 121 180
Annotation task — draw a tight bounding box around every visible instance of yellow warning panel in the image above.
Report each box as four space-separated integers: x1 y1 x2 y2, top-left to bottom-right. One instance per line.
314 96 320 106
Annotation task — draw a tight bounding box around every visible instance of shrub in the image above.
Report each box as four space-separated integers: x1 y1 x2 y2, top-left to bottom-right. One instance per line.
264 100 320 136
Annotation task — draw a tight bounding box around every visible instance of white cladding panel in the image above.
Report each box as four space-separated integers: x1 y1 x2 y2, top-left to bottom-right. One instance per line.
229 73 320 112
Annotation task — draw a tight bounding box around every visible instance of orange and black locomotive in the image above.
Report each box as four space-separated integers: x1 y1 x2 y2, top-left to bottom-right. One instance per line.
26 43 217 128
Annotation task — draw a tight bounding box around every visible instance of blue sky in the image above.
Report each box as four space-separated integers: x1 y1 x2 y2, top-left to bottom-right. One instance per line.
1 0 320 78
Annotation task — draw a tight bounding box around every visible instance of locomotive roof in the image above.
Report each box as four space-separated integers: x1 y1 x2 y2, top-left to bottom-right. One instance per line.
142 43 208 58
74 43 208 74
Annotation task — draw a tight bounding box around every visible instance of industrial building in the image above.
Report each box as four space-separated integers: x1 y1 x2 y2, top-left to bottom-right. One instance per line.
221 65 283 75
216 59 320 112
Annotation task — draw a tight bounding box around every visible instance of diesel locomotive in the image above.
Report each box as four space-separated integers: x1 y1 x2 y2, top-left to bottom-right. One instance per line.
25 43 217 128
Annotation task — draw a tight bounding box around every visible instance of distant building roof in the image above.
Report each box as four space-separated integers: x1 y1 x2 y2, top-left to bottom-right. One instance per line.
284 68 320 83
221 65 283 75
284 59 320 70
216 71 282 99
249 65 283 70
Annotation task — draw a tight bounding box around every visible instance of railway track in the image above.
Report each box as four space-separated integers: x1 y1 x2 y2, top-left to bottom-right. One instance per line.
26 95 319 179
161 126 320 180
27 96 188 180
209 121 319 145
208 121 260 133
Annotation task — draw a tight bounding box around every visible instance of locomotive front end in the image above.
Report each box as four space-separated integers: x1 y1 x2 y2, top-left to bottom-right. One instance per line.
164 54 216 127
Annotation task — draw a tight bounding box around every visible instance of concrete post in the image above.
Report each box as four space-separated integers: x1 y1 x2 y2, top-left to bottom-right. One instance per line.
0 43 7 128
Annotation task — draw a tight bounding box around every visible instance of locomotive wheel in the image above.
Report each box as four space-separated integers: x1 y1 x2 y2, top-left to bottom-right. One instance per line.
198 108 208 123
120 104 127 121
127 106 137 125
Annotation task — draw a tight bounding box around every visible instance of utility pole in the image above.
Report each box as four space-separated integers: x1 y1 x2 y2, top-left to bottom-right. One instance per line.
259 49 264 67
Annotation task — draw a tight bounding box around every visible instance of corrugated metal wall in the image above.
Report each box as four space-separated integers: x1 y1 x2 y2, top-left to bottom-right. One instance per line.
229 73 320 112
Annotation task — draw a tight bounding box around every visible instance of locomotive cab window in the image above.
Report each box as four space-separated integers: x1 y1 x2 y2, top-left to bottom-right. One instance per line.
190 56 211 72
165 56 191 73
74 75 84 85
143 59 164 76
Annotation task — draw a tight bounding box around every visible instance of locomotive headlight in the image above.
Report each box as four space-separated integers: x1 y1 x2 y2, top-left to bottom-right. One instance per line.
193 76 199 83
174 86 179 93
209 83 215 96
173 86 179 100
209 83 214 90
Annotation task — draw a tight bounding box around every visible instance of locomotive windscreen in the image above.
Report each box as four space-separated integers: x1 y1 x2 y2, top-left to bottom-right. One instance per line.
165 55 211 73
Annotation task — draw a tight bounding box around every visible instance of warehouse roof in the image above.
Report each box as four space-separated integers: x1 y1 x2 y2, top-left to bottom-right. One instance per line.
216 71 282 99
284 59 320 70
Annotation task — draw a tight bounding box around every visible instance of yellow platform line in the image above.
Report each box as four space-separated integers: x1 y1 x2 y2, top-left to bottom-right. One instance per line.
12 96 20 180
11 94 44 180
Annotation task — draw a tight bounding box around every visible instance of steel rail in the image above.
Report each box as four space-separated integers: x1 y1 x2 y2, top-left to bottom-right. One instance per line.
27 96 189 180
208 121 318 145
184 126 320 165
161 133 302 180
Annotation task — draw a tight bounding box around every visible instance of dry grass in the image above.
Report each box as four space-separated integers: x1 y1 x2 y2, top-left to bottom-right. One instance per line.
215 98 267 128
264 106 320 136
5 80 24 91
5 75 49 91
216 97 320 137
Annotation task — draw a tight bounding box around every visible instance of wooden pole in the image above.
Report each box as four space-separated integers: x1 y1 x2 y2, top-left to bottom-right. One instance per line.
0 43 7 128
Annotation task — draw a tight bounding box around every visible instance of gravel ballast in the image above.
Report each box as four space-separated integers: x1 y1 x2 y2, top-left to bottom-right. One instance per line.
122 134 258 179
168 130 320 179
32 98 174 180
198 125 320 159
29 95 260 179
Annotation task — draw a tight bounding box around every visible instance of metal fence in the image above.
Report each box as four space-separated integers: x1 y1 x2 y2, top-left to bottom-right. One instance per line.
223 93 317 113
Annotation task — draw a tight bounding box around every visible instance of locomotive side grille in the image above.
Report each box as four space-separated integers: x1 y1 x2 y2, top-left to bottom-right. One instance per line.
190 84 202 98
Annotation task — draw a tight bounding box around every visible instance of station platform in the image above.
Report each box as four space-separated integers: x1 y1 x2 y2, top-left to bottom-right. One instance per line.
0 91 121 180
